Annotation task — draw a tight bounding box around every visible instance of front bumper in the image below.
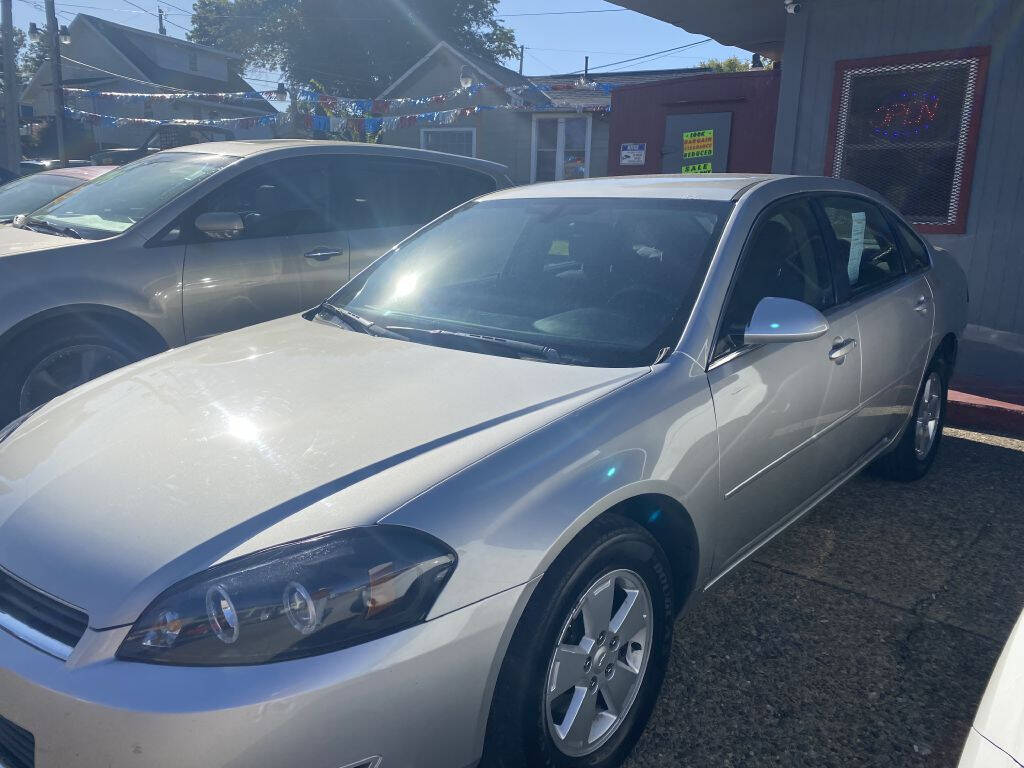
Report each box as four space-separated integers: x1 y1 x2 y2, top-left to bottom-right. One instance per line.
0 583 529 768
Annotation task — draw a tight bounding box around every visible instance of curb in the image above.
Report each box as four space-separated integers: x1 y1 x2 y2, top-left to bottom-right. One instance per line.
947 390 1024 439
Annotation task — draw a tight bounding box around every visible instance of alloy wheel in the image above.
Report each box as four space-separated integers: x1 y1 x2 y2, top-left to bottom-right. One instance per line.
544 569 652 757
914 371 943 459
19 343 131 414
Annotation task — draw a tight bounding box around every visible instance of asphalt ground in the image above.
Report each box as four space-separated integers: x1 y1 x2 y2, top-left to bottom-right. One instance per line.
626 428 1024 768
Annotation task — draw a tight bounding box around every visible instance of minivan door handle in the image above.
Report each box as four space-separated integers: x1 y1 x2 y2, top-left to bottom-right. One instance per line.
305 248 343 262
913 295 931 314
829 337 858 363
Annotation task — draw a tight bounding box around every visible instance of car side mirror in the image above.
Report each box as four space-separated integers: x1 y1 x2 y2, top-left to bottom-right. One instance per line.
195 211 244 240
744 296 829 345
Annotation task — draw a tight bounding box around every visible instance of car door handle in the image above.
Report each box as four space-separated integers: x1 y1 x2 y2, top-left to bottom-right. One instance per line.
305 248 343 261
829 337 858 362
913 295 931 314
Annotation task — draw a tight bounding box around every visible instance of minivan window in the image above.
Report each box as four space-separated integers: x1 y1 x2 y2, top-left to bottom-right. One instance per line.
32 152 235 239
197 157 333 240
329 197 730 368
333 158 496 230
819 196 904 295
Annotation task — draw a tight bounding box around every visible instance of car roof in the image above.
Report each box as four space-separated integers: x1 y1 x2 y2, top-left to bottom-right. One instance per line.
40 165 113 181
480 174 782 202
162 139 510 176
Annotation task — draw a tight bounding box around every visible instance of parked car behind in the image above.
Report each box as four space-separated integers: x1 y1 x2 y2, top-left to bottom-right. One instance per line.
0 139 512 423
0 166 111 224
959 609 1024 768
90 124 236 166
0 175 967 768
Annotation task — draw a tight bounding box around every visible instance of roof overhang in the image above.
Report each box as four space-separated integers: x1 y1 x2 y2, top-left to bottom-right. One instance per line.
606 0 787 61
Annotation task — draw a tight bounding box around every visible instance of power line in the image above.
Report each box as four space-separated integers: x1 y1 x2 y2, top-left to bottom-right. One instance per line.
572 38 711 73
60 53 187 90
499 8 628 17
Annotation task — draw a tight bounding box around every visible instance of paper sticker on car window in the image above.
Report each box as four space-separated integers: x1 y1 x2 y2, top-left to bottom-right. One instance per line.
848 211 866 283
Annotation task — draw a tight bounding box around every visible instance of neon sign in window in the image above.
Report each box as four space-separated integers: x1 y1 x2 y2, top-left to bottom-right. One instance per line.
871 92 941 139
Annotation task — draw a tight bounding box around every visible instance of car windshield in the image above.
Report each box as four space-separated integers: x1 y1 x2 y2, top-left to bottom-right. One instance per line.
329 197 731 368
0 173 87 220
30 151 237 239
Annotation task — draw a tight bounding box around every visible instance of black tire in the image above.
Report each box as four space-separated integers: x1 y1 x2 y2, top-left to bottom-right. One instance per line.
0 321 148 424
481 514 674 768
871 356 948 482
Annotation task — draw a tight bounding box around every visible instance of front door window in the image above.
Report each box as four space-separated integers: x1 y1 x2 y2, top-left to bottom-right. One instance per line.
533 116 591 182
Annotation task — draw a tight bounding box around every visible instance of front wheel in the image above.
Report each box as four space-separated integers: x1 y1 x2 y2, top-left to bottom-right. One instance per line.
0 325 143 424
481 514 674 768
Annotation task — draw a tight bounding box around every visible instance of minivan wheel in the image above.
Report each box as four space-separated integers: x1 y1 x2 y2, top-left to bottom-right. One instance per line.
0 326 143 423
872 358 948 482
481 514 673 768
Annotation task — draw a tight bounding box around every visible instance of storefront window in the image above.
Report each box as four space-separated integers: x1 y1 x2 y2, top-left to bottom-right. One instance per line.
827 48 989 234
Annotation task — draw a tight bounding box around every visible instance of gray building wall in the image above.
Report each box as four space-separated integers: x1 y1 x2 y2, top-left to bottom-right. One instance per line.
773 0 1024 400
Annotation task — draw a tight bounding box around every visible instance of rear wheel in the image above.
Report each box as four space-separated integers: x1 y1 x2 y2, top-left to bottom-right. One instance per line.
481 514 673 768
0 323 148 423
872 357 947 481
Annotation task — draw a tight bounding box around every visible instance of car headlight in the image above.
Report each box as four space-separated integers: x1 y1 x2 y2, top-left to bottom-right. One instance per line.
117 526 456 666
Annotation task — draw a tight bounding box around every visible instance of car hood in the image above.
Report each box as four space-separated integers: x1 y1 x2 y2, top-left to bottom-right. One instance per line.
0 315 646 628
0 222 76 255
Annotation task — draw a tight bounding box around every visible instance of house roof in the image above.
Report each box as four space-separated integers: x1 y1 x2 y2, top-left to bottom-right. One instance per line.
380 41 541 98
531 67 708 109
72 14 273 108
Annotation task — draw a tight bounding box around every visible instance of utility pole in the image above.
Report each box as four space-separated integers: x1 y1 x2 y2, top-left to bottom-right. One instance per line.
1 0 20 174
157 7 167 35
44 0 68 167
584 56 589 78
518 45 525 75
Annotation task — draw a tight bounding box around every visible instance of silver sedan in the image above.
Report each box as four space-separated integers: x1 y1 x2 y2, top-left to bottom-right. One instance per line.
0 174 967 768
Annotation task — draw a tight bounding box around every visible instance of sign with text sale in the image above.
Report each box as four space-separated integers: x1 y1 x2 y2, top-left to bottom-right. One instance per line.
681 162 713 174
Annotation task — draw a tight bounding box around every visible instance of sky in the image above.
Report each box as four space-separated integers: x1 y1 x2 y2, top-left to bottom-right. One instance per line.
11 0 752 89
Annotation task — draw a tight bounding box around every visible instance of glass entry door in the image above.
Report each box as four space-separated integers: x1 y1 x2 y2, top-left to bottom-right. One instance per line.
532 115 591 182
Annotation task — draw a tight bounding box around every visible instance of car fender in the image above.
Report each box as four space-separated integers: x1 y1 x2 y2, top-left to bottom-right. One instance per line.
382 357 721 619
0 246 185 349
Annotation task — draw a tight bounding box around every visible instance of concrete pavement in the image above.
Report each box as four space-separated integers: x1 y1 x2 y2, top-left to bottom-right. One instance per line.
628 428 1024 768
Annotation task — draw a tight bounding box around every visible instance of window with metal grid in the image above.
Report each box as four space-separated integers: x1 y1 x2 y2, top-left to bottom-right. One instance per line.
827 49 989 234
420 128 475 158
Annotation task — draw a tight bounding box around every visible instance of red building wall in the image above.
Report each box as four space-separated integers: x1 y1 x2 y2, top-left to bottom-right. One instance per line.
608 69 781 175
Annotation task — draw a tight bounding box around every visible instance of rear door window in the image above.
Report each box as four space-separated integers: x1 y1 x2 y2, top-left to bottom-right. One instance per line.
819 196 905 296
892 217 931 272
332 157 496 230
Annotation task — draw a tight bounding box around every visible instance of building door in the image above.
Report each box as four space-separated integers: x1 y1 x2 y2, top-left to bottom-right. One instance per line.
662 112 732 174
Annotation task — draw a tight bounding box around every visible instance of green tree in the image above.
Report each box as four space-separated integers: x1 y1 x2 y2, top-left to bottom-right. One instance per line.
0 27 25 98
699 56 752 73
189 0 517 95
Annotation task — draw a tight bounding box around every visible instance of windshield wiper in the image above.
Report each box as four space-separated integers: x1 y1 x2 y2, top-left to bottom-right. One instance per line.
318 302 409 341
24 217 83 239
386 326 566 363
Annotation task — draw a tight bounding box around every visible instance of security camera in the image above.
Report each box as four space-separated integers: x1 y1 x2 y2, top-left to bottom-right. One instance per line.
785 0 802 13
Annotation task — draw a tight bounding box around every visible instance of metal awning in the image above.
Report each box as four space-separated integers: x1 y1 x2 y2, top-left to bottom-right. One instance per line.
606 0 787 61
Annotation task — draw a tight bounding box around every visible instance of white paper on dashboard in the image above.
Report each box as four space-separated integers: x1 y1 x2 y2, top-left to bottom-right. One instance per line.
848 211 866 283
